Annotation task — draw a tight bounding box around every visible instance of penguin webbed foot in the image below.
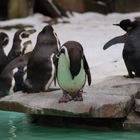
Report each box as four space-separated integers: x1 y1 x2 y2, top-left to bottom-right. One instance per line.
123 73 135 78
59 90 83 103
59 91 72 103
73 90 83 101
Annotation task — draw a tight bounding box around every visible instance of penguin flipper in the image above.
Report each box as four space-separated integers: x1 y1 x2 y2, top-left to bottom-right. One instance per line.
83 55 91 86
103 35 127 50
1 52 31 75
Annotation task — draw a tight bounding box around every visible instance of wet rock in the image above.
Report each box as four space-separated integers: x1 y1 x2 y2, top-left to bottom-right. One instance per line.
123 112 140 130
0 76 140 118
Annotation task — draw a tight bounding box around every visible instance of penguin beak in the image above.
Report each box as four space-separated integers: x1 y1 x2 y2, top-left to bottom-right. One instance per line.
113 24 120 26
26 29 36 35
21 29 36 38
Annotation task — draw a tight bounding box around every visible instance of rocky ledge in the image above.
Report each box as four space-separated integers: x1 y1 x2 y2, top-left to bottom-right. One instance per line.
0 76 140 129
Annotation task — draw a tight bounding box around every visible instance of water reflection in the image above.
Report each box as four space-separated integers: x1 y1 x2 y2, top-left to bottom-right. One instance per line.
0 111 140 140
8 120 17 140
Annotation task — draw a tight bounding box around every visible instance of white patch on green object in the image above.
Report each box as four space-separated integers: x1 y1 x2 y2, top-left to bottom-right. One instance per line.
57 53 86 94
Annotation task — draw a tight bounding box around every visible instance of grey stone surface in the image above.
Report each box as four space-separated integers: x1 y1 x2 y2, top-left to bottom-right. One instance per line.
135 89 140 113
0 76 140 118
123 112 140 130
135 99 140 113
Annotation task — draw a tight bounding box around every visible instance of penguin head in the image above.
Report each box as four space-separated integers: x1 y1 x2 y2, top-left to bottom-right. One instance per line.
42 25 54 33
18 29 36 54
19 29 36 40
113 19 139 32
38 25 60 49
0 32 9 48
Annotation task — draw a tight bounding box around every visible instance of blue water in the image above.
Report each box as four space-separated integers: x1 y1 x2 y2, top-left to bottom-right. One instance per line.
0 111 140 140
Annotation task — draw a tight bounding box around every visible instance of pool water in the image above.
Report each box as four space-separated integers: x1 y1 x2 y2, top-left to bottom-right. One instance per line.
0 111 140 140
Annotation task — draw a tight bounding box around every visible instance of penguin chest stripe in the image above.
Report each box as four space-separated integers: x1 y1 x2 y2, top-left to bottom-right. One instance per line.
45 53 55 90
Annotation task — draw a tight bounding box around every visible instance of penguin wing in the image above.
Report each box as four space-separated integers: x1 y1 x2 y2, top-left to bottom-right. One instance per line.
83 55 91 86
1 52 31 76
103 35 127 50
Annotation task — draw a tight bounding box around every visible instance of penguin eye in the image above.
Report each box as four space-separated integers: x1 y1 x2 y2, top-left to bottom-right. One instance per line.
21 32 29 38
61 49 65 54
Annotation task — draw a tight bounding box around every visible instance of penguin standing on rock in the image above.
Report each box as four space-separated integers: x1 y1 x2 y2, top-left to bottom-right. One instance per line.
57 41 91 103
23 25 60 93
0 32 9 73
103 19 140 78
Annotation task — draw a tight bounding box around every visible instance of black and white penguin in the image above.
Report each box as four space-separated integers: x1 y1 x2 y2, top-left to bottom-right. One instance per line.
0 32 9 73
7 28 36 62
23 25 60 93
8 29 36 92
103 19 140 78
57 41 91 103
0 53 31 98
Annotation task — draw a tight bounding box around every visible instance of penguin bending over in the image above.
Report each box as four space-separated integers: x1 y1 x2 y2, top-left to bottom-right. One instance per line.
103 19 140 78
57 41 91 103
23 25 60 93
0 32 9 73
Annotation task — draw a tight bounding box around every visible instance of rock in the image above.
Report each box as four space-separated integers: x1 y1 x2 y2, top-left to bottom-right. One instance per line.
123 112 140 130
134 89 140 113
0 76 140 118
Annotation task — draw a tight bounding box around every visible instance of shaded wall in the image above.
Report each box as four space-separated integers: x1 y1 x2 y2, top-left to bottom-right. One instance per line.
58 0 140 14
1 0 140 20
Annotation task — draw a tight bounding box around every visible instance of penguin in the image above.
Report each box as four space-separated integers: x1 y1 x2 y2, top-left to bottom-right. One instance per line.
0 32 9 73
8 29 36 92
57 41 91 103
103 19 140 78
113 19 140 32
0 53 31 98
22 25 60 93
7 28 36 62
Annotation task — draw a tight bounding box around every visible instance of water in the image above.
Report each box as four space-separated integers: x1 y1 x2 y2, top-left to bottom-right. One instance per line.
0 111 140 140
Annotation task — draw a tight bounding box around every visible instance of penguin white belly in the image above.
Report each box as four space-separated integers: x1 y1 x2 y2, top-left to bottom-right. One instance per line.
57 54 86 93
